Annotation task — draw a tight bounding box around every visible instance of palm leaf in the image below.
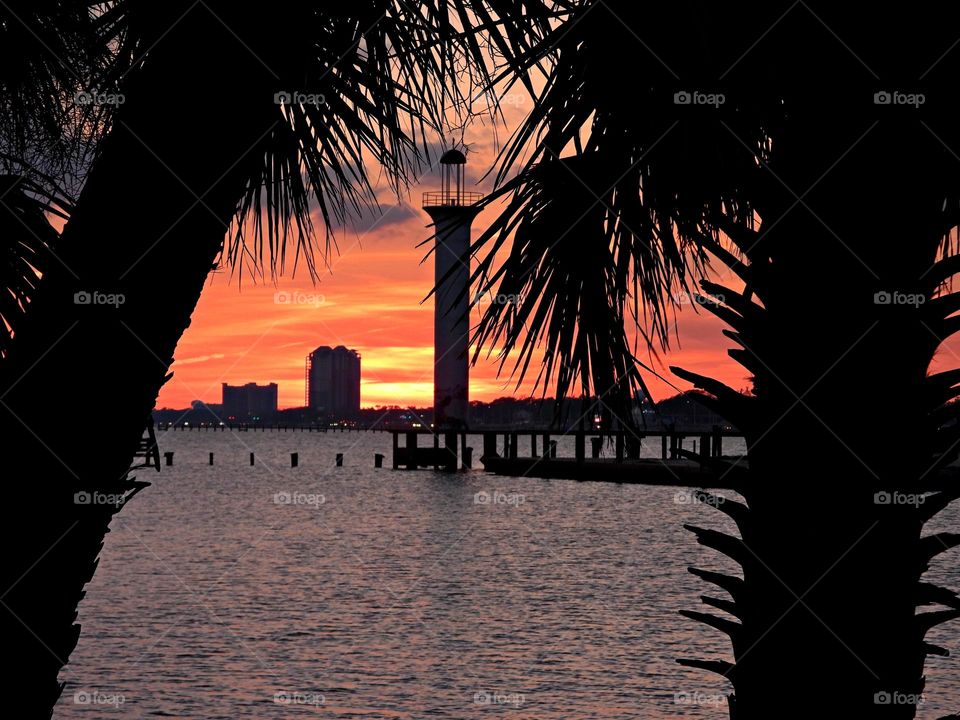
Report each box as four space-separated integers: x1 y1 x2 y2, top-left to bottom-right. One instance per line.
0 175 71 358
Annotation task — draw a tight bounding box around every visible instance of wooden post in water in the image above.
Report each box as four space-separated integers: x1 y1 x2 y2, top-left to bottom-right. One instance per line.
615 433 624 463
291 452 299 468
460 434 469 469
575 432 585 464
667 424 678 459
374 453 384 468
164 451 174 466
550 440 557 458
405 432 417 470
670 432 683 459
336 453 343 466
483 432 498 459
444 432 458 472
698 434 710 463
661 433 668 460
209 452 214 466
712 425 723 457
591 436 602 459
249 452 255 466
530 434 538 458
392 432 400 469
542 434 550 458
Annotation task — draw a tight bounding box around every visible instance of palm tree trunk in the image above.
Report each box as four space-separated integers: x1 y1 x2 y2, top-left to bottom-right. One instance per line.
0 6 289 715
680 116 958 717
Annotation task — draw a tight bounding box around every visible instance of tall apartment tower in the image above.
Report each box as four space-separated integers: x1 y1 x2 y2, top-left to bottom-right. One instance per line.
305 345 361 418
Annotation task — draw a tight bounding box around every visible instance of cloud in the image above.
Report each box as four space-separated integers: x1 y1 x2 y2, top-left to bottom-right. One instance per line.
334 201 420 235
173 353 226 365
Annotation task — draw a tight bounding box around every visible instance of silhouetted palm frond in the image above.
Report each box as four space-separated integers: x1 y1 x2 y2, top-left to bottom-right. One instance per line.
473 0 960 413
473 0 762 414
1 1 568 282
0 175 72 358
0 1 131 188
223 0 570 280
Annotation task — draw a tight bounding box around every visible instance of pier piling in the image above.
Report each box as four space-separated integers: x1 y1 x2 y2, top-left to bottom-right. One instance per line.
591 436 603 459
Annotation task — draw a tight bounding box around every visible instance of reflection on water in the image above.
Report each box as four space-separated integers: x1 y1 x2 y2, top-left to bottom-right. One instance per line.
53 430 960 718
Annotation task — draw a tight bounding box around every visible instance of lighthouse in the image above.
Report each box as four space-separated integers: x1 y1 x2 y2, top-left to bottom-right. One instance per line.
423 149 481 429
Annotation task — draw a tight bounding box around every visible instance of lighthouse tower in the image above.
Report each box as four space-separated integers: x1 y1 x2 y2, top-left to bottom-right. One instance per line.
423 149 481 429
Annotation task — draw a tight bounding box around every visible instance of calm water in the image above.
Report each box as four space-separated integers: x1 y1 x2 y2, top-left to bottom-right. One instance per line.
54 430 960 718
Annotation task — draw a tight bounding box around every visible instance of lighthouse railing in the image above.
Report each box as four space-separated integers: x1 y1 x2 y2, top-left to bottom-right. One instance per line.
422 191 484 208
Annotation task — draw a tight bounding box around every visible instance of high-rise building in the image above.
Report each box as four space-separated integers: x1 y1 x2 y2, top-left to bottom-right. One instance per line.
221 382 278 420
305 346 361 418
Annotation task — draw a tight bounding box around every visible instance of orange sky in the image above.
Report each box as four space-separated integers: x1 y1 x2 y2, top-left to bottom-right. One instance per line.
156 116 749 412
157 93 958 411
156 215 749 409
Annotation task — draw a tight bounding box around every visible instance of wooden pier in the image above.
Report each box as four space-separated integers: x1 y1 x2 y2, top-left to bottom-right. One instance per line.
388 425 742 479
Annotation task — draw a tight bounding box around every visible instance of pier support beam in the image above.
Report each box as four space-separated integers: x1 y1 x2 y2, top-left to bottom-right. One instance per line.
444 432 458 472
405 432 418 470
591 436 603 459
483 432 499 459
